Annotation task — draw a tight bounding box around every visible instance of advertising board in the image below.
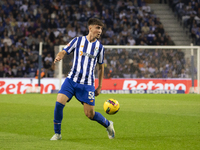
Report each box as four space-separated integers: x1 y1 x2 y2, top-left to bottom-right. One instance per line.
0 78 196 94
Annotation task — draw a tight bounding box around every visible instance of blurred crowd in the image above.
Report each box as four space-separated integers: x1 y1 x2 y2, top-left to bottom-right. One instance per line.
0 0 190 79
169 0 200 45
101 48 193 79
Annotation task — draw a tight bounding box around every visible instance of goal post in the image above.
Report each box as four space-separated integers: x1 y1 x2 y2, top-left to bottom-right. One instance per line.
58 46 63 89
55 45 200 94
26 42 43 94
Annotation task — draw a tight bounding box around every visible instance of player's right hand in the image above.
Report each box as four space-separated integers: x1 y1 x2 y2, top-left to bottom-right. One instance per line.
54 56 61 63
54 50 66 63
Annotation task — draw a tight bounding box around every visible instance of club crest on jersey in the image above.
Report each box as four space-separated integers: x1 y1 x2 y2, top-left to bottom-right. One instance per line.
80 51 95 59
95 47 99 53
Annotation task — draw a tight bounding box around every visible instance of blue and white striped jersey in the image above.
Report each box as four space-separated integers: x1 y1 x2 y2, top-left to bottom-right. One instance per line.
63 36 104 86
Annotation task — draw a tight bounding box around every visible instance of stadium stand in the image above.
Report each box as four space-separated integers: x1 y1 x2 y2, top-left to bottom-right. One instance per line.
0 0 189 79
170 0 200 45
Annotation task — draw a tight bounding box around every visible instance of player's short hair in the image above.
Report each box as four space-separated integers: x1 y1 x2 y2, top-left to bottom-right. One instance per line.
88 18 104 27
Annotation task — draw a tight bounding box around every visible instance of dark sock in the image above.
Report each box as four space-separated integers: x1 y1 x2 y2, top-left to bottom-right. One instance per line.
91 112 110 128
53 101 65 134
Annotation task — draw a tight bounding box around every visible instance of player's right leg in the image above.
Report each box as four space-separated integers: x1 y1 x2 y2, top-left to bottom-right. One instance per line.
50 94 69 140
50 78 75 140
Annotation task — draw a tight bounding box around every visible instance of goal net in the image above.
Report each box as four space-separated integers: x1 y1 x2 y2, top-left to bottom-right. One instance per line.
54 45 200 94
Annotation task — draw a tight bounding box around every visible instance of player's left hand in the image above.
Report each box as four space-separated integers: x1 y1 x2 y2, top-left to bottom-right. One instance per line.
95 87 101 96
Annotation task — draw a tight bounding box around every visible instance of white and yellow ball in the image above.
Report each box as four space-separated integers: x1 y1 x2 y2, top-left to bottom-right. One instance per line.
103 99 120 115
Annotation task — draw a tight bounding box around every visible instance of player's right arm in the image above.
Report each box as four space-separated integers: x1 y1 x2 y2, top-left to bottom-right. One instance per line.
54 50 66 63
54 37 77 64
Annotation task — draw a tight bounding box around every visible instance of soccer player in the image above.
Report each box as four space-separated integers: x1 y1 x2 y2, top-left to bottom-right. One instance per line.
50 18 115 140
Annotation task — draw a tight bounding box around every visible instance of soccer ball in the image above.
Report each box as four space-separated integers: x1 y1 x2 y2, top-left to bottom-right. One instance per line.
103 99 120 115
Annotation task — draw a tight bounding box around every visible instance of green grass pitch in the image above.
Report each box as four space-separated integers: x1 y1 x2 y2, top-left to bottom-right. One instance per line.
0 94 200 150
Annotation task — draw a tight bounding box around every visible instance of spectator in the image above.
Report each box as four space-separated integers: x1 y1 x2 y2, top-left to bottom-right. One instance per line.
111 67 121 78
149 21 157 31
128 36 136 45
11 65 18 76
106 27 114 38
130 61 140 75
179 68 189 78
0 49 2 60
68 27 76 38
27 64 36 77
123 64 132 78
44 53 53 64
20 2 28 13
16 67 24 77
161 65 168 78
27 34 36 46
138 59 145 68
30 41 39 51
53 28 60 38
0 64 5 77
195 27 200 45
3 35 12 46
6 67 15 77
148 63 156 75
28 52 37 63
47 63 55 77
147 30 155 44
110 56 117 68
49 19 57 29
141 22 150 34
0 22 5 35
166 36 175 45
119 55 126 65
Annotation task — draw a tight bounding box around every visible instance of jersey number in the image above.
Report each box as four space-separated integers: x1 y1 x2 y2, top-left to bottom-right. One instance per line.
88 91 94 99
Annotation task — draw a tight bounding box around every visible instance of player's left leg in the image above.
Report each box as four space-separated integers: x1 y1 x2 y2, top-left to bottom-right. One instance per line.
76 83 115 138
83 103 115 139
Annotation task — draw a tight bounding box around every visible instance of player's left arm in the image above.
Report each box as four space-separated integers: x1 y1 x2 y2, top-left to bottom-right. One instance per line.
95 63 104 96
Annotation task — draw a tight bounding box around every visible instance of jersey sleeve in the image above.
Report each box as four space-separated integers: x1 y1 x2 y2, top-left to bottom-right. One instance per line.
97 45 104 64
63 37 77 54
